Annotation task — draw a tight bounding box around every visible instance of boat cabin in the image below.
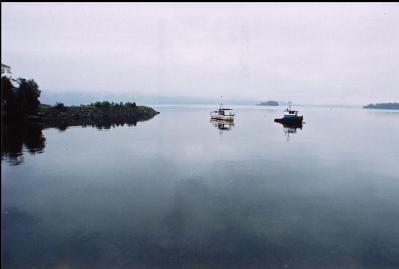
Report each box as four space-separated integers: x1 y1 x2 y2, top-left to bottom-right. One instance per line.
283 109 299 118
214 108 234 116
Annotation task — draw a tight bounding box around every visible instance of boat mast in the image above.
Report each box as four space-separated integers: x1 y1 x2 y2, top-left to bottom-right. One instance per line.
220 96 223 110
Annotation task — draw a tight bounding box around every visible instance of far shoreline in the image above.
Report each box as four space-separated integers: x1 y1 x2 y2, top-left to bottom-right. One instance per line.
363 103 399 110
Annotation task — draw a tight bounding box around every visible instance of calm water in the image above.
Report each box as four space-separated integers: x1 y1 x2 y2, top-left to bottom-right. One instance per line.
2 106 399 269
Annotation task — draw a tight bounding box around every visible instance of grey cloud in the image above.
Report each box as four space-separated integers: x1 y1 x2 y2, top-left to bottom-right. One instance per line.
2 3 399 105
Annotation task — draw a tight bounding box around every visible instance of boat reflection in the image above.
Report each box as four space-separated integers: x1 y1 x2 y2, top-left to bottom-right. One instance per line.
210 119 235 134
275 122 303 142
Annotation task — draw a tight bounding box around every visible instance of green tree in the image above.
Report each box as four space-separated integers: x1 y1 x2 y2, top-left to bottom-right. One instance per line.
15 78 41 115
1 76 15 107
54 102 66 111
1 63 11 77
125 102 136 107
1 64 17 118
101 101 111 107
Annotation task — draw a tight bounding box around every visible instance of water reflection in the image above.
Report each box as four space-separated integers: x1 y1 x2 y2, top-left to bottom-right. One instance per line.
82 119 138 130
1 118 146 165
1 124 46 165
3 173 399 269
3 107 399 269
210 119 235 134
275 122 303 142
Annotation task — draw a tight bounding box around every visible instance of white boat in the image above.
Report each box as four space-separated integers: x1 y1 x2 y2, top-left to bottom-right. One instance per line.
210 97 234 121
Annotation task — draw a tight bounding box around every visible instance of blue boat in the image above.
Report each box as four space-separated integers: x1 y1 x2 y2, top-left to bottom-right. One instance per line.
274 102 303 124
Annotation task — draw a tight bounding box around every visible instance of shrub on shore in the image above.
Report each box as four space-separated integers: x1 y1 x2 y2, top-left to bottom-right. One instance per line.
89 101 137 108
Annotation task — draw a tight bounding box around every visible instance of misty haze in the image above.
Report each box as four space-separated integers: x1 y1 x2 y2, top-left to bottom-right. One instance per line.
1 3 399 269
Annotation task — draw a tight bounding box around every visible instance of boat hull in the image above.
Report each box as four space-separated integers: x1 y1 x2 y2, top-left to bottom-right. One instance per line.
210 115 234 121
274 116 303 125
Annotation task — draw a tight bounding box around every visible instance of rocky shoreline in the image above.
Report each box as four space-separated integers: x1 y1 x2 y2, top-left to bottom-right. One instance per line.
27 104 160 128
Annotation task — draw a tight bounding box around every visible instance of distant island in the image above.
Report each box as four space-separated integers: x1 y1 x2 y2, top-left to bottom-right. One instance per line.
257 100 279 106
363 103 399 110
1 63 159 129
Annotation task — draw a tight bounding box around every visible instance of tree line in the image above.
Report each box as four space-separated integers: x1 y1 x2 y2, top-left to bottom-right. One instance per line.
1 63 140 123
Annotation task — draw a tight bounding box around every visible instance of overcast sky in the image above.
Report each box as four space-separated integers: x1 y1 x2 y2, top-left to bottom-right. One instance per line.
2 3 399 105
